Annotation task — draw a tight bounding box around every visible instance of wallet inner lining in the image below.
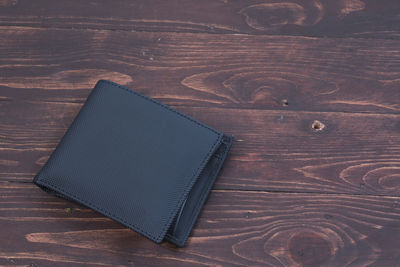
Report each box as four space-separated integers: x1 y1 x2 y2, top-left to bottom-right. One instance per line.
166 135 231 244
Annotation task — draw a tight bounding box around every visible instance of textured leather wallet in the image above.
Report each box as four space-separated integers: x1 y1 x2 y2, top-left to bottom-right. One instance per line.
33 80 233 247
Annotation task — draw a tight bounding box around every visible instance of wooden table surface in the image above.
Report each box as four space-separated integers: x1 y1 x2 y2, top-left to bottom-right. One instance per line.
1 1 400 266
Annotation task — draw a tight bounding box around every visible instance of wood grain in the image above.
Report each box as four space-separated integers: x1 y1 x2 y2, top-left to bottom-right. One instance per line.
1 100 399 196
1 182 400 266
1 2 400 265
1 27 400 114
0 0 400 38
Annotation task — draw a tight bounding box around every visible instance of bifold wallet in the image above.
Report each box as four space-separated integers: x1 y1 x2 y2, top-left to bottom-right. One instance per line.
33 80 233 247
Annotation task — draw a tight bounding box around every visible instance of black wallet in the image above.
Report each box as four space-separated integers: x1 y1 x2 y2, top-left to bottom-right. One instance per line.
33 80 233 247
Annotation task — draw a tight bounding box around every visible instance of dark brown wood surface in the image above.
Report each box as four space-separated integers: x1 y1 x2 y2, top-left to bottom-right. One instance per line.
1 0 400 39
0 1 399 266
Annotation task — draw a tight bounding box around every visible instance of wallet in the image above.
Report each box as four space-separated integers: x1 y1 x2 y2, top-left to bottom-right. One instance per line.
33 80 233 247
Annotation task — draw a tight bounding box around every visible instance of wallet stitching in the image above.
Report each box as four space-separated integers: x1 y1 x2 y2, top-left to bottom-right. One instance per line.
99 80 219 135
36 80 224 242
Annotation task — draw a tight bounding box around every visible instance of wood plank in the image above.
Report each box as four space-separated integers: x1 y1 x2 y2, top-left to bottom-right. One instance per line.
1 182 400 266
0 0 400 38
1 100 399 196
1 27 400 114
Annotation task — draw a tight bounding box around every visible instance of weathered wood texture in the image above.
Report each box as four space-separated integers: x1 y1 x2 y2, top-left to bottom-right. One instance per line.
0 0 400 38
1 0 400 266
1 183 400 266
1 27 400 114
1 28 400 198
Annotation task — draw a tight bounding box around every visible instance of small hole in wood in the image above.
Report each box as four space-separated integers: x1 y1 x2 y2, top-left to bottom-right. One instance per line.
312 120 325 131
282 99 289 106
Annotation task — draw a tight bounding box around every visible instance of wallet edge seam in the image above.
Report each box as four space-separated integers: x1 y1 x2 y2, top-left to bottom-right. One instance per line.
97 80 220 135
